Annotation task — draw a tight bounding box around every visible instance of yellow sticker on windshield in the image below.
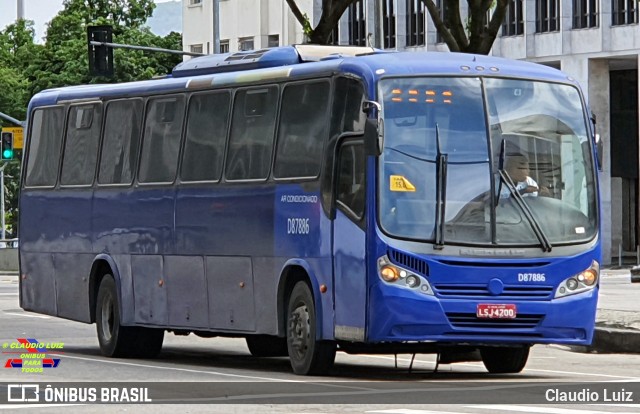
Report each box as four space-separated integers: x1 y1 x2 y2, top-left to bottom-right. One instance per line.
390 175 416 192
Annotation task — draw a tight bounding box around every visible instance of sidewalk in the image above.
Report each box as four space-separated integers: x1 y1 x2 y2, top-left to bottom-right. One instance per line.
586 267 640 354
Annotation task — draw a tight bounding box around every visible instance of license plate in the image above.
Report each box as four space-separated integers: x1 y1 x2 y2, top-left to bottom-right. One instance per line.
476 303 517 319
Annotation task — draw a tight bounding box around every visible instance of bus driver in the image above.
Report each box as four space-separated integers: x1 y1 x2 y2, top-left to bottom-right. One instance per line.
501 153 550 197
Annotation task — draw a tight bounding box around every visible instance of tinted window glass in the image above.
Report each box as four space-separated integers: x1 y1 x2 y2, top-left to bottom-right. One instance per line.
61 103 102 185
225 86 278 180
139 96 185 183
181 92 230 182
337 142 366 217
25 107 65 187
98 99 143 185
274 81 330 178
330 77 366 137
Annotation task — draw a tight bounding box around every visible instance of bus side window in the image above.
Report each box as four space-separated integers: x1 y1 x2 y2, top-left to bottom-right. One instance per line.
25 106 65 187
98 99 143 185
274 81 330 179
336 142 365 218
226 86 278 181
139 96 185 183
60 103 103 186
181 91 230 182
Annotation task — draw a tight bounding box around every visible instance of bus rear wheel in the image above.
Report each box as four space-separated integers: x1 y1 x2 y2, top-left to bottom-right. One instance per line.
480 345 530 373
286 282 336 375
96 274 164 358
246 335 288 357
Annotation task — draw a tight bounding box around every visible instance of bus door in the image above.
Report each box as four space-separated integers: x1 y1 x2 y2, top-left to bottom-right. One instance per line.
333 140 368 342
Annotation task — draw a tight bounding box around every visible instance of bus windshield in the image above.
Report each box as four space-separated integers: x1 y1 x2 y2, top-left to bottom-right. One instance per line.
379 76 597 247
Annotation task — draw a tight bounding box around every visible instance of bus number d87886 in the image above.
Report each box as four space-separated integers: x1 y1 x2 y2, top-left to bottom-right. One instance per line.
287 218 310 235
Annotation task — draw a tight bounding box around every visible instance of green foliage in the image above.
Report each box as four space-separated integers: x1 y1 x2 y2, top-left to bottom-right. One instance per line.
0 0 183 238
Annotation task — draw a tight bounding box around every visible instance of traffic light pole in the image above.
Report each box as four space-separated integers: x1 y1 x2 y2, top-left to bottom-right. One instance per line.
0 111 25 128
1 163 6 240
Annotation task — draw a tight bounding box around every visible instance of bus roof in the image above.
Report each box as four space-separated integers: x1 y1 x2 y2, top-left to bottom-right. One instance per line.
28 46 576 108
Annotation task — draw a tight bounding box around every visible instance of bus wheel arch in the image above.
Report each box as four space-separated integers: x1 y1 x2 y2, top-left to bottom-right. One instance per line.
95 274 164 358
277 264 313 336
89 258 118 324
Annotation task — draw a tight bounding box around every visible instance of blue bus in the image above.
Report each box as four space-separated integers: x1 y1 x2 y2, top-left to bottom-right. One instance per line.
19 45 600 375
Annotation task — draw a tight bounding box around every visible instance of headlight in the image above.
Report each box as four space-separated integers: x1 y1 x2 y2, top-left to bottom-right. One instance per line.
377 255 433 295
555 260 599 298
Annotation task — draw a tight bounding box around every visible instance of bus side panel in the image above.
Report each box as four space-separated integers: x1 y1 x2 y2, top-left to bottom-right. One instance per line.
53 253 93 322
252 256 281 335
206 256 256 331
19 252 57 316
165 256 209 328
131 255 168 326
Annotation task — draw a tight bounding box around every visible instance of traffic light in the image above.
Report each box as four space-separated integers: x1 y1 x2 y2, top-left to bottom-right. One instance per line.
1 131 13 160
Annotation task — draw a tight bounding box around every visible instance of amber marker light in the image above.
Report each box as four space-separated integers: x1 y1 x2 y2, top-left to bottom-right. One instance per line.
392 97 402 102
426 90 436 96
426 99 435 103
392 89 402 94
408 90 418 95
320 284 328 293
380 265 399 282
442 91 453 96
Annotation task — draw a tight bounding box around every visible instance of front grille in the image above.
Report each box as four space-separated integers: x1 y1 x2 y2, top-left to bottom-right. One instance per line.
446 312 544 329
433 284 553 299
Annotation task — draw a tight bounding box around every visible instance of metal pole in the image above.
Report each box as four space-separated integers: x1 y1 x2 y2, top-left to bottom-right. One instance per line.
1 165 5 241
17 0 24 20
213 0 220 53
619 243 622 267
88 41 204 57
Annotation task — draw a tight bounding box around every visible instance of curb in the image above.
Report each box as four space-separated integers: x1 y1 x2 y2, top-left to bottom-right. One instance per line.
573 327 640 354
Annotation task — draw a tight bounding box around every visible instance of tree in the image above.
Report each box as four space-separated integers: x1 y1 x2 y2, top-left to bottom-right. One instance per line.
285 0 509 55
423 0 509 55
0 0 183 238
285 0 355 45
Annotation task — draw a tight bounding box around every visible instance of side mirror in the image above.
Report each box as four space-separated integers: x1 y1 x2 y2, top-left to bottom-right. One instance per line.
362 100 383 155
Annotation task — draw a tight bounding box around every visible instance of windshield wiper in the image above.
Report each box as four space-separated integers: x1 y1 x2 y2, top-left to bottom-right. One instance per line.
434 124 448 250
497 143 552 252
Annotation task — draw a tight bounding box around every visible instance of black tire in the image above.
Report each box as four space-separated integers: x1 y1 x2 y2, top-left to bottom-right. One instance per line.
480 346 530 373
246 335 288 357
286 282 336 375
96 275 164 358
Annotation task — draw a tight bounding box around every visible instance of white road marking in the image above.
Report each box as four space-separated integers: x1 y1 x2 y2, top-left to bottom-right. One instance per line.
3 312 50 319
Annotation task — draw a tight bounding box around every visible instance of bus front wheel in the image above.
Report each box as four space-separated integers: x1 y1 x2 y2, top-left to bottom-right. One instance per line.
480 345 530 373
286 281 336 375
96 274 164 358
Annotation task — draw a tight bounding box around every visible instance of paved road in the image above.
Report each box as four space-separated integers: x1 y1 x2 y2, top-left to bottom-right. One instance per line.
1 273 640 413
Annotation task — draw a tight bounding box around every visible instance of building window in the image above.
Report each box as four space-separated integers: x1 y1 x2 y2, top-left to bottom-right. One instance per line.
573 0 598 28
189 0 202 5
502 0 524 36
268 34 279 48
406 0 425 46
382 0 396 49
239 37 254 51
612 0 638 25
348 0 367 46
435 0 447 43
220 40 229 53
190 44 203 54
536 0 560 32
